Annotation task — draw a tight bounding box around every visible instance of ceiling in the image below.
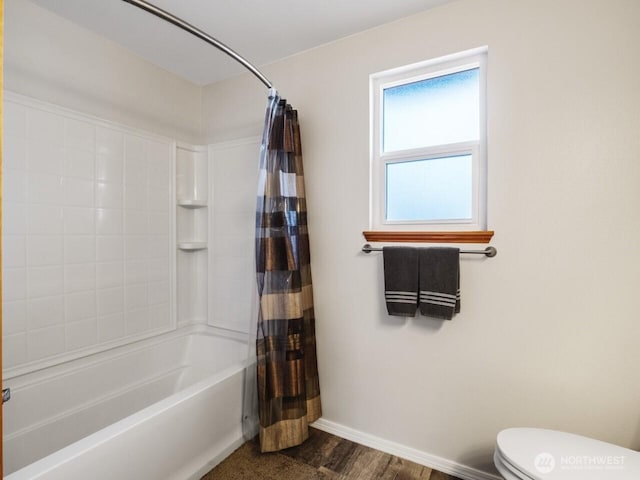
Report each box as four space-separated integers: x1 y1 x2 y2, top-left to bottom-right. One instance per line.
29 0 457 86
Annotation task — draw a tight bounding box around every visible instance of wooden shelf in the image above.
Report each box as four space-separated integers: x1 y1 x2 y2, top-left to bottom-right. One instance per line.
362 231 494 244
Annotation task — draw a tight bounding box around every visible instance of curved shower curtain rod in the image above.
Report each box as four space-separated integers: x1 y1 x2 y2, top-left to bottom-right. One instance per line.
121 0 274 90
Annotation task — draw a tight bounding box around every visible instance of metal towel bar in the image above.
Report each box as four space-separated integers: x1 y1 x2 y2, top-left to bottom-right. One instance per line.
362 243 497 257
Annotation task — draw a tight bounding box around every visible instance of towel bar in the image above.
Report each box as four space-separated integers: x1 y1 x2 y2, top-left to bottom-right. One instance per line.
362 244 497 257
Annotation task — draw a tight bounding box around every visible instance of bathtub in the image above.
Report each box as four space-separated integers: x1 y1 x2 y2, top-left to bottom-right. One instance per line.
3 326 254 479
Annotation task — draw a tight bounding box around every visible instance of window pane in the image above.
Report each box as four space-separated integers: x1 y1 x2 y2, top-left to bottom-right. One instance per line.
386 154 472 222
383 68 479 152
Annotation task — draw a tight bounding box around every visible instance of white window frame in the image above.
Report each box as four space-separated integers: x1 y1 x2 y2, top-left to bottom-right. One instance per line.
370 47 488 231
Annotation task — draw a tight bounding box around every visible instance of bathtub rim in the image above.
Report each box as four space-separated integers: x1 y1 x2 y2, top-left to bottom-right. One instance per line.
4 324 250 387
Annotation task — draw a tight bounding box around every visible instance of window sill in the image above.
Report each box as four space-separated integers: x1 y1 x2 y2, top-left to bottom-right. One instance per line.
362 230 494 244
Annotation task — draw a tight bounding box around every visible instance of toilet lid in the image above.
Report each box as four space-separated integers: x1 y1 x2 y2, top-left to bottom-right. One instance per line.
496 428 640 479
494 449 537 480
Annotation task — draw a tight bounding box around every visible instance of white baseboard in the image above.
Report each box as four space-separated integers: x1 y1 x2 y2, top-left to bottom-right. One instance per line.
311 418 502 480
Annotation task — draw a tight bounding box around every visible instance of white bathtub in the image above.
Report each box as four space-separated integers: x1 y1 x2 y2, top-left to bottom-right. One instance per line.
3 326 253 479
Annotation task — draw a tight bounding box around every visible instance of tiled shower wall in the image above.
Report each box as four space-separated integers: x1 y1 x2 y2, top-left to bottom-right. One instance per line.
209 138 260 334
2 95 175 372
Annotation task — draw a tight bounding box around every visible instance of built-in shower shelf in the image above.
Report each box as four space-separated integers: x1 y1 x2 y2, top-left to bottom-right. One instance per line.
177 199 207 208
177 242 208 251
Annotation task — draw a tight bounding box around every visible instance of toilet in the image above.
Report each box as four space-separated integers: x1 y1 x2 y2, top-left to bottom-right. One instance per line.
494 428 640 479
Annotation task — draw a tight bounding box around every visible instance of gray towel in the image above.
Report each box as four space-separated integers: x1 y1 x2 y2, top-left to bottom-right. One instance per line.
419 247 460 320
383 247 419 317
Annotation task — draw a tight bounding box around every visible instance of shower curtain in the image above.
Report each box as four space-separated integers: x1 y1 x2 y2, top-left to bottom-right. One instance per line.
255 90 321 452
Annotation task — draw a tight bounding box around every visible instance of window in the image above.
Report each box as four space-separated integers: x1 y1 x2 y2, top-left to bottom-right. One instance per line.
370 47 487 233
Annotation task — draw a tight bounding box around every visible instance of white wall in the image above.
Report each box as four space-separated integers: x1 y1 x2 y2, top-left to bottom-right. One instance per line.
202 0 640 474
5 0 203 144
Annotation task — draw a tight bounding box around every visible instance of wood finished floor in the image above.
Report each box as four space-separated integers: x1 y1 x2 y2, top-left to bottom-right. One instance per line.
201 428 463 480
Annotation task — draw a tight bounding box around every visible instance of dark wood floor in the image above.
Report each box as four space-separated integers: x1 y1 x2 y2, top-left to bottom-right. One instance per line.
201 427 463 480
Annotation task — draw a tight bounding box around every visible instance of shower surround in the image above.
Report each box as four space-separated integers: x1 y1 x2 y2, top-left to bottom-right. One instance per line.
2 93 261 476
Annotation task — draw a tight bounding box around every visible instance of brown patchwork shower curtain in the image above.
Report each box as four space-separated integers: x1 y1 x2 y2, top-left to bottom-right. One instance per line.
255 91 321 452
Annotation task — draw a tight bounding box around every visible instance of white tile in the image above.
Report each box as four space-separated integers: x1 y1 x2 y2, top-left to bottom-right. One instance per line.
149 303 171 330
3 169 27 203
96 181 123 208
64 148 95 179
125 134 146 161
124 210 147 235
96 155 123 183
148 212 169 235
64 264 96 293
3 333 28 368
147 259 169 282
3 102 27 171
28 205 63 235
147 140 170 158
66 319 98 351
27 172 62 205
27 108 64 147
3 202 27 235
147 141 170 165
148 281 169 305
148 159 170 189
96 262 123 290
27 295 64 329
27 235 63 266
27 266 63 298
4 235 26 268
124 185 148 211
3 268 26 301
218 181 257 213
212 255 251 280
64 207 95 235
64 236 95 264
28 142 64 176
125 308 149 335
96 287 123 316
65 118 95 151
96 236 124 262
3 300 27 335
148 187 170 211
96 126 123 156
214 211 254 238
125 284 148 311
27 109 65 176
63 177 94 207
65 291 96 323
147 235 169 259
124 260 147 285
213 234 253 259
125 236 147 260
213 285 241 321
27 326 65 362
96 208 122 235
98 313 124 342
124 156 147 186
